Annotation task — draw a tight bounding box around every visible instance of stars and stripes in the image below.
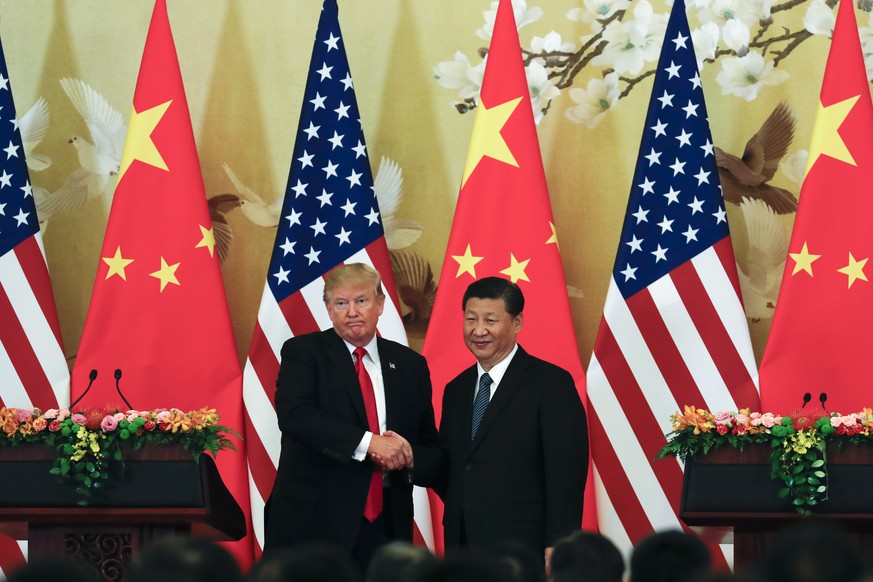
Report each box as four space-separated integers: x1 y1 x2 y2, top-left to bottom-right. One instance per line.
242 0 432 554
585 0 759 567
0 33 69 578
0 36 68 413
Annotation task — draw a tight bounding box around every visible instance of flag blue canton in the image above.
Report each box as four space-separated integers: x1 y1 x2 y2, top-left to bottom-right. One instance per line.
0 38 39 258
613 0 729 299
267 0 383 301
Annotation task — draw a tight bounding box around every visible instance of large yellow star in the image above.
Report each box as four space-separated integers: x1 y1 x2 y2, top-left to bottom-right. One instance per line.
837 252 868 288
789 242 821 277
805 95 859 176
149 257 181 292
452 243 484 279
118 100 172 181
461 96 523 187
102 246 134 281
195 225 216 257
500 253 530 283
546 221 559 248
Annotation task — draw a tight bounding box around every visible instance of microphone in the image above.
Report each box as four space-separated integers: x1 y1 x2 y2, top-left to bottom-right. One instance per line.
70 369 98 409
114 369 133 411
801 392 811 408
819 392 828 412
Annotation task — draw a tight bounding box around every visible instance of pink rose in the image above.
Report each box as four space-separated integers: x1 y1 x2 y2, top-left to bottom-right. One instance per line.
58 409 71 421
734 413 748 425
100 416 118 432
71 413 86 426
714 411 732 426
113 412 125 421
760 413 777 428
156 411 171 423
43 409 59 420
126 413 139 423
14 409 33 422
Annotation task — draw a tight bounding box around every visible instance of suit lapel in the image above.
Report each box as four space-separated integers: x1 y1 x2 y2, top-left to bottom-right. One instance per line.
469 346 530 454
323 329 369 429
378 337 400 429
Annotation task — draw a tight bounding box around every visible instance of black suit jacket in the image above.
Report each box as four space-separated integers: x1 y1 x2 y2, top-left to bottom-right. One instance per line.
263 329 441 552
437 345 588 553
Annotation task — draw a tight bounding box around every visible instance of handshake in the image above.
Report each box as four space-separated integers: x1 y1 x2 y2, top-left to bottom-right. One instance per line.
368 430 413 471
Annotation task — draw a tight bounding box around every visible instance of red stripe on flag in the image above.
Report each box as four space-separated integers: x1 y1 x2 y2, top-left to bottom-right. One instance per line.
0 283 58 409
278 292 320 337
364 240 401 311
244 408 278 502
14 237 63 347
593 322 686 507
589 407 654 543
671 260 758 406
625 288 707 407
713 238 743 300
0 533 25 577
248 325 280 409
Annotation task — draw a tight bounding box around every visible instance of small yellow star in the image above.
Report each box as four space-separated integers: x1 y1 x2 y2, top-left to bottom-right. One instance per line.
546 221 559 247
102 246 134 281
837 252 868 288
500 253 530 284
118 100 172 181
195 225 216 257
461 95 523 187
149 257 181 292
806 95 859 176
452 243 484 279
789 242 821 277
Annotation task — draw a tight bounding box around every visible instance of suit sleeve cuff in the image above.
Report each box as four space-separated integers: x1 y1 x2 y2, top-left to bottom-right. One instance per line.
353 431 372 461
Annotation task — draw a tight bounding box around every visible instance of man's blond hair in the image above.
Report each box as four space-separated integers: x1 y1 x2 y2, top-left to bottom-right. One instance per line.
322 263 385 302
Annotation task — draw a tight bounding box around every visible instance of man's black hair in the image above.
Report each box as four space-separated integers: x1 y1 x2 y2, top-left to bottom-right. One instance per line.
462 276 525 317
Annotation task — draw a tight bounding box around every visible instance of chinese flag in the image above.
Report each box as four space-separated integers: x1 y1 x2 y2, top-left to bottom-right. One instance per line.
71 0 252 566
759 0 873 415
422 0 595 552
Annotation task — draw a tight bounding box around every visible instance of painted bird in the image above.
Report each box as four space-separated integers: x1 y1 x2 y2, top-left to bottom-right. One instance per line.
38 78 126 216
373 156 422 249
19 97 51 172
222 162 283 227
737 197 790 321
715 102 798 214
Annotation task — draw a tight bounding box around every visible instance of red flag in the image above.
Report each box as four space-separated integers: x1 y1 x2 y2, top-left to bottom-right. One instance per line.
71 0 251 566
759 0 873 414
422 0 594 553
584 0 759 565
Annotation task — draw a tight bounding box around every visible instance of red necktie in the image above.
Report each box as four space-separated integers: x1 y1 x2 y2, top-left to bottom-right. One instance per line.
354 347 383 522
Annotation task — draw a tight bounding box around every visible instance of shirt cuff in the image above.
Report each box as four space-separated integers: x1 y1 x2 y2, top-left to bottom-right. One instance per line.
353 431 373 461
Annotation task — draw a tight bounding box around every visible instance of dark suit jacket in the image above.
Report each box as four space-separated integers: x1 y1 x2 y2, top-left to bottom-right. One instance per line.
263 328 442 552
437 345 588 553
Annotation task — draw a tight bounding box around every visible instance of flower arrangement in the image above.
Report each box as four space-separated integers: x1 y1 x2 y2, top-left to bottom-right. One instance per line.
0 405 238 506
657 405 873 515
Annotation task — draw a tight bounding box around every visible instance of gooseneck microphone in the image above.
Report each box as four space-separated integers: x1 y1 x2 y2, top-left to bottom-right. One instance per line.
819 392 828 412
70 369 98 409
801 392 812 408
114 369 133 410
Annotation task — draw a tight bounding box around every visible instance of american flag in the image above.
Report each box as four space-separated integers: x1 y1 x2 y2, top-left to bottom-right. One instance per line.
0 36 68 413
0 34 69 577
585 0 759 567
242 0 432 554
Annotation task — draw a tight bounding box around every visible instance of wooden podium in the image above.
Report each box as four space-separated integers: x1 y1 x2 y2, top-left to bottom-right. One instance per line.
679 443 873 567
0 444 245 581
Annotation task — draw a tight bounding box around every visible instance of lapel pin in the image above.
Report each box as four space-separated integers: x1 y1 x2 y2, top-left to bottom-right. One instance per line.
389 362 396 369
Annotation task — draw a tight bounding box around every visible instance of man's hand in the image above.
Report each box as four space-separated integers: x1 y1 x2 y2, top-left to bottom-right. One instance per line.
368 431 413 470
545 546 554 579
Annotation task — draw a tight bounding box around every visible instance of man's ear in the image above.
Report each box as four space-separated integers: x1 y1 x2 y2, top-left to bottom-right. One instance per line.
514 312 524 331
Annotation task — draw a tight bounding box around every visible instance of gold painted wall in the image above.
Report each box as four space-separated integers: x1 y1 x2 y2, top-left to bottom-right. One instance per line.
3 0 836 376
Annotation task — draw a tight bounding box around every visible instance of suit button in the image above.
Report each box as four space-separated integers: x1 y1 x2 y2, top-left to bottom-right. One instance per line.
465 463 471 470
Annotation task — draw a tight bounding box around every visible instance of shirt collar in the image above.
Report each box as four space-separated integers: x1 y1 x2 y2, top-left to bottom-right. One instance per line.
342 336 380 366
476 343 518 387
